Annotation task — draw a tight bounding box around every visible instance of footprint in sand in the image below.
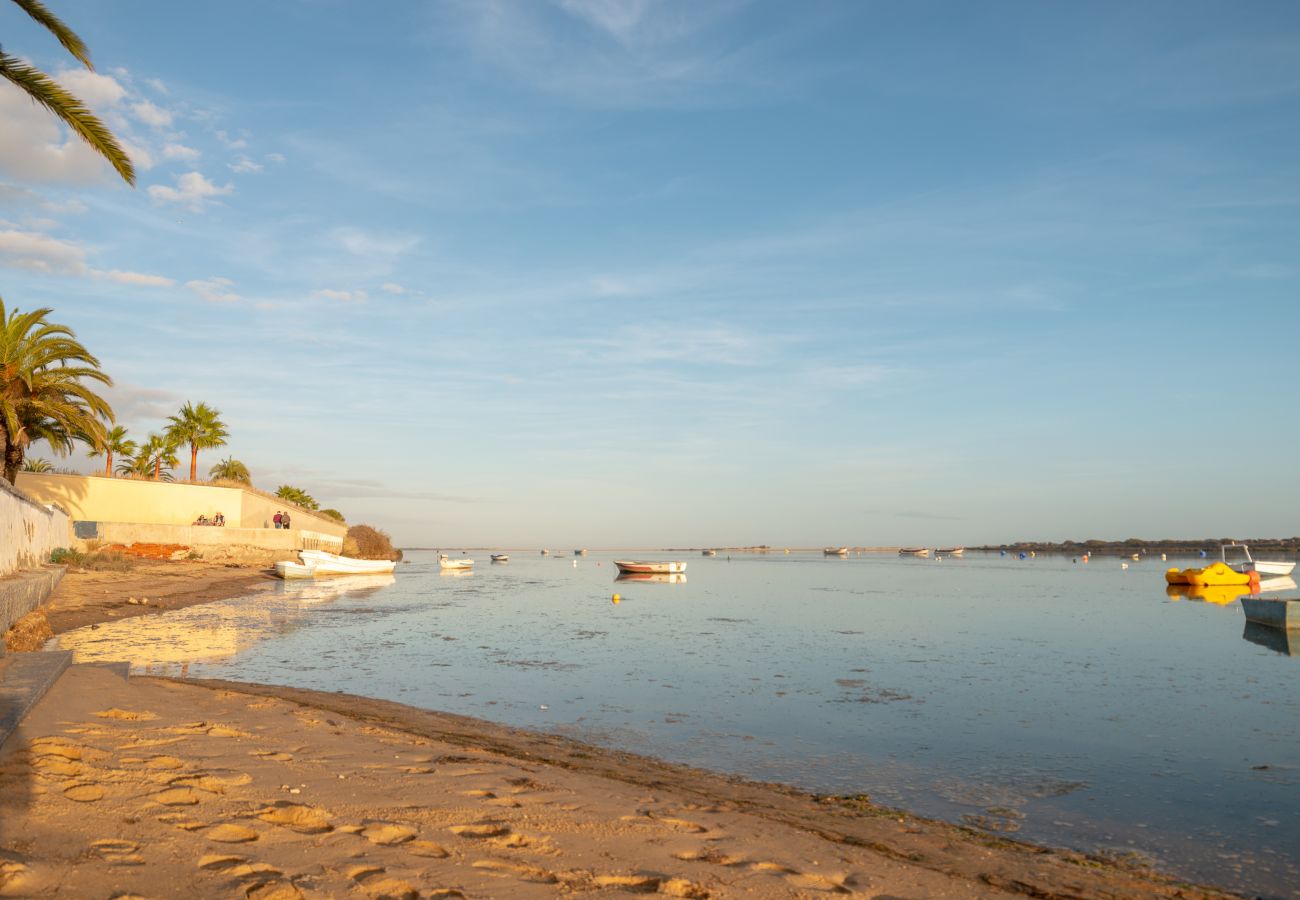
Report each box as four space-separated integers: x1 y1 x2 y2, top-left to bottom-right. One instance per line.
257 803 334 834
63 783 105 802
593 874 661 891
347 865 420 900
472 860 558 884
405 840 449 858
449 823 509 839
361 823 417 845
205 823 260 843
172 772 253 794
197 854 247 870
784 871 854 893
94 708 159 721
620 813 708 834
33 756 84 778
246 881 305 900
153 787 202 806
142 755 186 770
249 750 294 762
91 838 144 865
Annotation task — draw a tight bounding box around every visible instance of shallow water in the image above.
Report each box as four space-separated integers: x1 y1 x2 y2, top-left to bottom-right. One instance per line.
57 550 1300 897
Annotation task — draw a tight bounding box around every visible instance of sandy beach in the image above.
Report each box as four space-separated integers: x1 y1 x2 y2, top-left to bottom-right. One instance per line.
0 562 1234 898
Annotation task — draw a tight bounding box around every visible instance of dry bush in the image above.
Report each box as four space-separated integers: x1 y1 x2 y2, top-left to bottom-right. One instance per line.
344 524 401 560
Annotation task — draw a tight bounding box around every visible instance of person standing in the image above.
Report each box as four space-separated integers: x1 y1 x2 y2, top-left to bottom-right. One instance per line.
282 511 291 530
273 511 283 529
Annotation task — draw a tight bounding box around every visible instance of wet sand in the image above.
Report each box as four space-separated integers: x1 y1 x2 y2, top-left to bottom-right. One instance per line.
0 664 1231 899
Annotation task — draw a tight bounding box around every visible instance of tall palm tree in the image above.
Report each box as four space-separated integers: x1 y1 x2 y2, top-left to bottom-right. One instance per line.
1 0 134 184
21 456 52 472
165 401 228 482
209 456 250 484
87 423 134 477
0 297 113 483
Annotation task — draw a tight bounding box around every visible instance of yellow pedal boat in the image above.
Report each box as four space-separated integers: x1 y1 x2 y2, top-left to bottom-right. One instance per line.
1165 561 1255 587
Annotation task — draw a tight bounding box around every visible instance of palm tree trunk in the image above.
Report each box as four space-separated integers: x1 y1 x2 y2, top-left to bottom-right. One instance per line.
105 452 112 477
154 458 161 480
3 436 22 484
190 444 198 481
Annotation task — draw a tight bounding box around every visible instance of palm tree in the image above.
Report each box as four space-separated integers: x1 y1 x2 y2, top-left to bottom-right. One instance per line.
116 432 176 481
21 456 52 472
1 1 134 184
87 423 134 477
209 456 250 484
0 297 113 483
319 508 345 523
275 484 319 511
165 401 228 482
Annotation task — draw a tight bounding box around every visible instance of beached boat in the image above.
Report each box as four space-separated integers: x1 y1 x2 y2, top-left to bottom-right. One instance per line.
613 560 687 575
438 555 474 570
615 572 688 584
574 549 588 556
1221 543 1296 577
1240 597 1300 630
702 549 717 557
898 548 930 557
490 554 509 563
274 560 317 580
824 547 849 556
298 549 396 576
937 547 965 556
540 549 549 556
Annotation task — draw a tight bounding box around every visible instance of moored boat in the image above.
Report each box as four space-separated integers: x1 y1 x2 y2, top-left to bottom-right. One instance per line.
937 547 965 556
1240 597 1300 630
540 549 549 556
613 560 687 575
824 547 849 556
439 555 474 570
575 549 588 556
274 560 317 580
1221 543 1296 577
702 549 717 557
899 547 930 557
491 554 509 563
1165 561 1254 587
298 549 396 576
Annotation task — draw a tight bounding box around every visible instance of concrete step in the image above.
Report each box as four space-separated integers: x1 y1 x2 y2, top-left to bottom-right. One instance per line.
0 650 74 750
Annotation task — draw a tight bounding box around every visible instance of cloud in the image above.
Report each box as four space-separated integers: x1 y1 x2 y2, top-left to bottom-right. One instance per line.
266 152 286 164
332 227 420 259
131 100 173 129
56 69 128 108
0 79 123 183
229 156 264 174
0 228 87 274
186 277 241 303
97 269 176 287
381 282 407 295
313 288 368 303
215 130 248 150
162 143 200 162
102 382 181 424
147 171 233 210
145 77 169 95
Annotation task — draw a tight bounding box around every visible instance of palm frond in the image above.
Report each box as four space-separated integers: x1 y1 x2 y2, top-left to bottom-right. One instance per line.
0 52 135 185
9 0 92 68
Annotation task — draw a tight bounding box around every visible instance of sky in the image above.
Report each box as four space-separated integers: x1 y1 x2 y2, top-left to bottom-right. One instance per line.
2 0 1298 548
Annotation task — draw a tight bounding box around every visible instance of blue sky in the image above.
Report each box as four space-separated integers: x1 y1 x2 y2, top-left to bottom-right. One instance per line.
2 0 1298 547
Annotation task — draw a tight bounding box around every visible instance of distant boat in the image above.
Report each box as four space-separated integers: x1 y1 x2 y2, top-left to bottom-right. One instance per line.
298 550 396 576
615 572 688 584
702 549 717 557
274 560 316 580
540 549 549 556
824 547 849 556
439 555 474 570
575 549 588 556
937 547 965 556
1221 543 1295 577
614 560 687 575
490 554 509 563
899 548 930 557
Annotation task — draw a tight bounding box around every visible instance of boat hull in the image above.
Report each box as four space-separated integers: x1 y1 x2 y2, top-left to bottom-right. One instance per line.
298 550 396 576
898 548 930 557
439 558 474 570
1241 598 1300 629
613 560 687 575
274 561 317 580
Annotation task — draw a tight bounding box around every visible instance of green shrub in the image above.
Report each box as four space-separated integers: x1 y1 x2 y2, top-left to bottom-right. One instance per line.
50 547 82 565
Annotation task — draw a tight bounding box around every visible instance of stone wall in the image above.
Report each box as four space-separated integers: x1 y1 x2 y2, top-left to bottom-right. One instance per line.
1 478 69 577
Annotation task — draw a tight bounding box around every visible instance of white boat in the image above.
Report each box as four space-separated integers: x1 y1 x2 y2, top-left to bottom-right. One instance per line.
298 549 397 576
439 555 474 570
899 547 930 557
702 549 717 557
274 560 317 580
937 547 965 556
824 547 849 556
490 554 509 563
613 560 687 575
1221 543 1295 577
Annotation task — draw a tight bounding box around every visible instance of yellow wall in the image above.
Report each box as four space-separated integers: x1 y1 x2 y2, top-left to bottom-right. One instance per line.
14 473 347 540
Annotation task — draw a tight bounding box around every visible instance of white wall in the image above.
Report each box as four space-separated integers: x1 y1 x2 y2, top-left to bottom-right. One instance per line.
0 478 70 577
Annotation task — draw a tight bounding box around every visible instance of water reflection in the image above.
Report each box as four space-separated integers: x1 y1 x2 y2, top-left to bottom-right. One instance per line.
1242 620 1299 656
614 572 688 584
56 574 397 676
440 569 474 578
1165 583 1250 605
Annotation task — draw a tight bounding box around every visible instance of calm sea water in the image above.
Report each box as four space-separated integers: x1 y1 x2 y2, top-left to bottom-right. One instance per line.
56 550 1300 898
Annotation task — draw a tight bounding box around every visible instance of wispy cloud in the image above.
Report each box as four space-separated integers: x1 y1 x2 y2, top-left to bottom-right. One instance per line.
147 171 233 211
186 276 241 303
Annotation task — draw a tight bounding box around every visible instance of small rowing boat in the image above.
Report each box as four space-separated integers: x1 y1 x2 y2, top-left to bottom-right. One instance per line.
298 549 397 576
824 547 849 556
613 560 687 575
490 554 509 563
899 548 930 557
439 555 474 570
274 560 317 580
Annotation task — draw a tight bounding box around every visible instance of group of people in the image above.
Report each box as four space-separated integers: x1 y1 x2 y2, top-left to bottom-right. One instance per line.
193 512 225 526
272 510 292 529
